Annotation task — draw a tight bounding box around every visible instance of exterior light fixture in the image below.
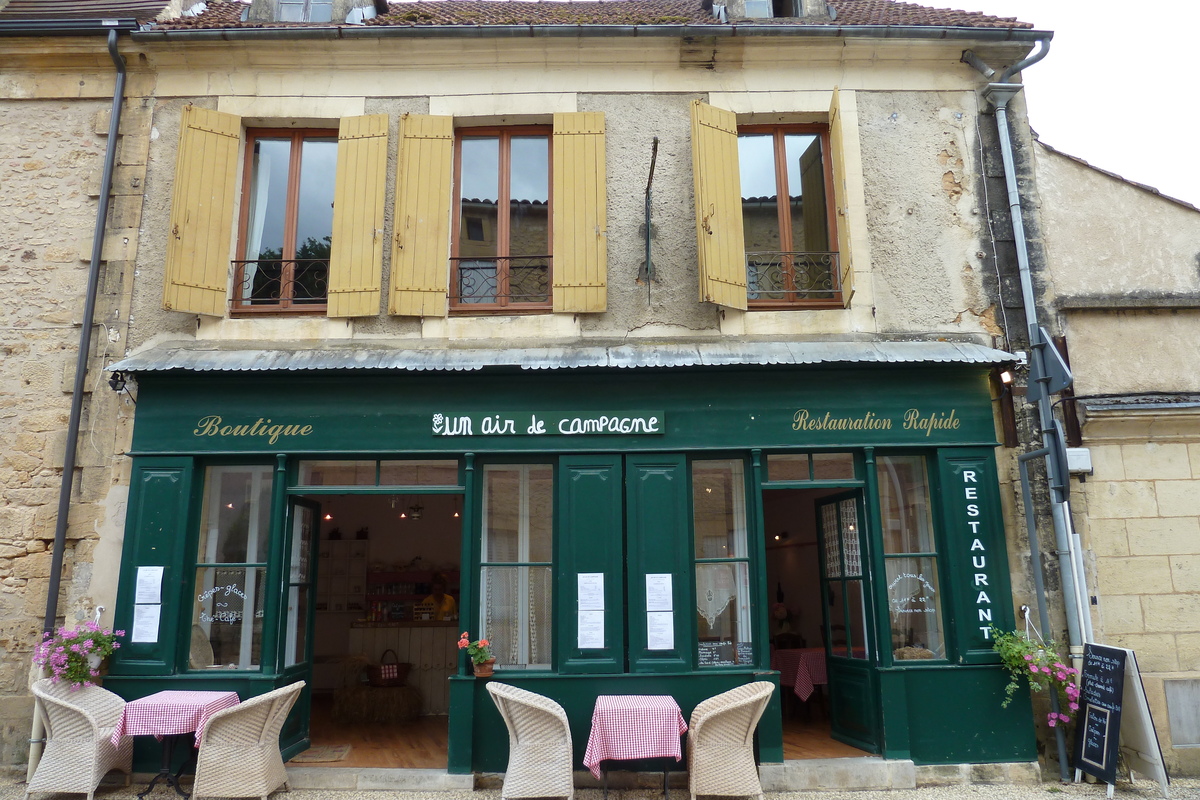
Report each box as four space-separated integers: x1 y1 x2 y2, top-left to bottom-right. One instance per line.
1000 369 1014 385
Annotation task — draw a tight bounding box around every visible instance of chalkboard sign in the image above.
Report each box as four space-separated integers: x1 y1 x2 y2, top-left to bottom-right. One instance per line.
1073 643 1127 785
697 641 755 667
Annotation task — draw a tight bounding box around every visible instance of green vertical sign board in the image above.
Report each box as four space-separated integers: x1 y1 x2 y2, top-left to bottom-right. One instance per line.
937 448 1011 662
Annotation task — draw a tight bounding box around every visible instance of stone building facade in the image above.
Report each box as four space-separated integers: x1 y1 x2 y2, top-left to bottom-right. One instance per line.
1031 140 1200 775
11 0 1194 784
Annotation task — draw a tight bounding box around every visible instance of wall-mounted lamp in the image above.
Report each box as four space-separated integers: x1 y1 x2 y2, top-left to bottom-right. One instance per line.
107 371 137 403
773 530 790 542
999 369 1015 385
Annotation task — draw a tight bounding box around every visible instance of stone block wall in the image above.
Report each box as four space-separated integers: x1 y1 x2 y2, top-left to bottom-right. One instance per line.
1075 411 1200 775
0 76 148 763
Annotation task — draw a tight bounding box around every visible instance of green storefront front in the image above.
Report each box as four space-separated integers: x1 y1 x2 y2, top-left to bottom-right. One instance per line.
103 355 1035 773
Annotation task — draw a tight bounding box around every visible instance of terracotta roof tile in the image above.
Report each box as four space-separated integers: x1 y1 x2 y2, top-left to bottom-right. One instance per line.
151 0 1034 31
0 0 171 21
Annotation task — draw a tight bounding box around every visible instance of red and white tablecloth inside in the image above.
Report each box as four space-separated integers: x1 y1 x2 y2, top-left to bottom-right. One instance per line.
111 690 240 748
771 648 828 701
583 695 688 779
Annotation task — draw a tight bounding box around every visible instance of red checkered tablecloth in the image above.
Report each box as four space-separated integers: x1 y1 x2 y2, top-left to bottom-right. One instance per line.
770 648 828 701
110 690 240 748
583 695 688 779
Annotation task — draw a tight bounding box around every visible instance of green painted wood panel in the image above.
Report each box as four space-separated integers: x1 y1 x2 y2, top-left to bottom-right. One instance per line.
110 458 193 676
626 455 692 673
558 455 625 673
128 367 1000 456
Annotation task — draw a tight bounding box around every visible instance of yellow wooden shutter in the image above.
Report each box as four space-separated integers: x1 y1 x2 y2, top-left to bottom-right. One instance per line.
389 114 453 317
828 88 858 307
163 105 241 317
552 112 607 313
690 100 747 311
327 114 389 318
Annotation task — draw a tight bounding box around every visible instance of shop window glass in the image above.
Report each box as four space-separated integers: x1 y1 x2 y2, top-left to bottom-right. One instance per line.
284 504 315 669
378 460 460 487
191 465 273 670
767 453 809 482
812 452 856 481
234 130 337 312
877 455 945 660
693 459 753 667
819 495 869 660
297 460 376 486
480 465 553 669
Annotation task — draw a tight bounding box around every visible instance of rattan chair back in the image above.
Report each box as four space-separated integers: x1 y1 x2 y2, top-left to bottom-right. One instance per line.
191 680 305 800
686 681 775 800
27 678 133 800
486 682 574 799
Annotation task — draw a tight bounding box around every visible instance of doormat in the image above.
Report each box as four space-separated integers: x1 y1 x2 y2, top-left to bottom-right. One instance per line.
289 744 351 763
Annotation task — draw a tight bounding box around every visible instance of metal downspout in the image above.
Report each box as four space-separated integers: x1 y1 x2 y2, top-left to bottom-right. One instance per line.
29 27 127 784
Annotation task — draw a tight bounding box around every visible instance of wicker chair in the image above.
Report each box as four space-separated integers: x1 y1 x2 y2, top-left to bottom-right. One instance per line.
191 681 305 800
27 678 133 800
486 682 574 799
686 681 775 800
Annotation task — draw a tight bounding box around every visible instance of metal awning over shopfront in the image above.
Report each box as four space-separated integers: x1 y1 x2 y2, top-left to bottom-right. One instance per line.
108 339 1015 374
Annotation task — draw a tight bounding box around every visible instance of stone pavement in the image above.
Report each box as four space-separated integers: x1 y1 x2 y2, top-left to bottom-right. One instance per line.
2 772 1198 800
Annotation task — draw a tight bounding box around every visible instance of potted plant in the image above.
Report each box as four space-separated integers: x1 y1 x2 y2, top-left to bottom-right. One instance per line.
990 626 1081 728
34 621 125 689
458 632 495 677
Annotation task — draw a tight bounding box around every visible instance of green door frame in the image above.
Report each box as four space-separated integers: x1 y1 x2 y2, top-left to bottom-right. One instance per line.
277 496 321 758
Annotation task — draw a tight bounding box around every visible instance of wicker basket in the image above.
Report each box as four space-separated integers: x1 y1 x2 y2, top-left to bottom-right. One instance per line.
367 649 411 687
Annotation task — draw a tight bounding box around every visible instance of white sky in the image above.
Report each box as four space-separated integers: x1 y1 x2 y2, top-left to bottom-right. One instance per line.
964 0 1200 206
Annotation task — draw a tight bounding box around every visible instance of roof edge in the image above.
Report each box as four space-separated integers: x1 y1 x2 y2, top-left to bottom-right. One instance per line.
131 22 1050 43
0 18 142 34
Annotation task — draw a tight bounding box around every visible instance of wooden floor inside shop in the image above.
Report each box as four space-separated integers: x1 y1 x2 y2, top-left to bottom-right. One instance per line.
298 693 449 769
298 692 866 769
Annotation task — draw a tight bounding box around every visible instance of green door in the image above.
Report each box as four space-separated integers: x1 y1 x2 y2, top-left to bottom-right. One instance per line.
816 491 880 753
278 497 320 756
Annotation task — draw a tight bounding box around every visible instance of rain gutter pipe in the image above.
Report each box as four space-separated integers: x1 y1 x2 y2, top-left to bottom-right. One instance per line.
131 23 1050 44
964 34 1094 768
27 26 126 784
1018 446 1069 781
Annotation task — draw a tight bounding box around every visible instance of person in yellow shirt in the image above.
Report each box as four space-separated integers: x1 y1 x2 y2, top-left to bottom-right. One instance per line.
422 573 458 621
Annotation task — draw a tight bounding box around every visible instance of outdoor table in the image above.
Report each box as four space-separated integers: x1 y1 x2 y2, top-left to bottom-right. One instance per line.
771 647 828 701
583 694 688 799
111 689 240 799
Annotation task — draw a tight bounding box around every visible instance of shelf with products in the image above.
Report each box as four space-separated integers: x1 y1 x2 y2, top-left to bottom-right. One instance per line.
315 538 368 613
364 569 459 623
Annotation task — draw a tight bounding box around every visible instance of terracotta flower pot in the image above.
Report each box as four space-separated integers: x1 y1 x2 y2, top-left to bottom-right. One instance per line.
473 658 496 677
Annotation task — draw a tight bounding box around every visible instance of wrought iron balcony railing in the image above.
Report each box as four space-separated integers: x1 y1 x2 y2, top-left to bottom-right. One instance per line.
746 251 841 304
232 259 329 309
451 256 551 307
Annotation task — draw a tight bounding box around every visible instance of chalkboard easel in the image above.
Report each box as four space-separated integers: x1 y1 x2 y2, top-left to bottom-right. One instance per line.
1072 644 1169 799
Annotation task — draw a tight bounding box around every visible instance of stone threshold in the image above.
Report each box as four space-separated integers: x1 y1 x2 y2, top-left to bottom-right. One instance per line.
283 760 1041 793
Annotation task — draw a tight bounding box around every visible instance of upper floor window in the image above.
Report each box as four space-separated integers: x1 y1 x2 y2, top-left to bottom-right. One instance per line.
274 0 332 22
452 128 552 310
738 126 838 307
233 129 337 313
690 100 854 312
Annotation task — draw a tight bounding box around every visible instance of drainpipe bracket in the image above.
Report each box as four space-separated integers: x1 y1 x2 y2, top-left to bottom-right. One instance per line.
982 82 1023 110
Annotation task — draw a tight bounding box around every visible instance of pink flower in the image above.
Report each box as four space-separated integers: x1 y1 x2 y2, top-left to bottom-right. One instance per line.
457 639 468 649
1055 671 1066 680
1029 665 1040 674
1048 717 1057 727
479 639 489 647
1070 703 1079 711
1023 654 1034 661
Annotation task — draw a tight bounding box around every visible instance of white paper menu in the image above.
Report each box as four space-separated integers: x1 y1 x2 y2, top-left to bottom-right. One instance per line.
646 573 673 611
578 573 605 610
647 611 674 650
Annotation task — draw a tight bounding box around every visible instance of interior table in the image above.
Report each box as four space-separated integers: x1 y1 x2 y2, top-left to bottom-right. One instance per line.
771 647 828 701
583 694 688 799
111 689 240 799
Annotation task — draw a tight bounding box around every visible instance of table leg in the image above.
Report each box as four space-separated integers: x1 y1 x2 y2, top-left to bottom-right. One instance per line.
137 734 192 800
602 764 608 800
